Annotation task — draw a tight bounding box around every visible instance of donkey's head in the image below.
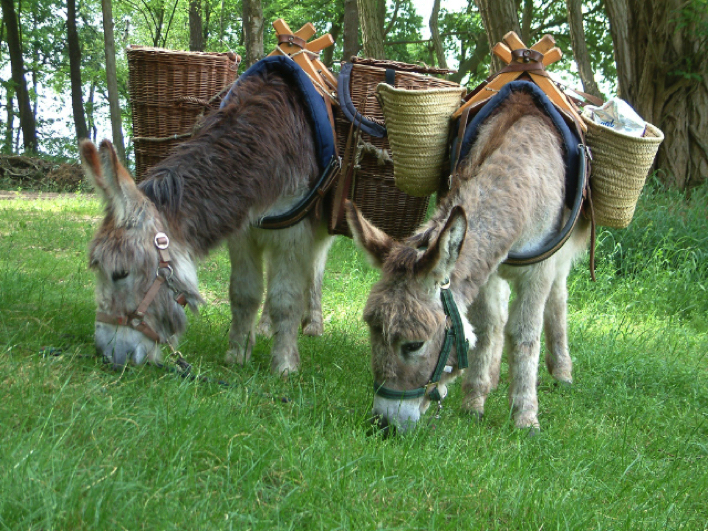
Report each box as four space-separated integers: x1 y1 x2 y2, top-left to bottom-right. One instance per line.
80 140 203 367
346 201 474 434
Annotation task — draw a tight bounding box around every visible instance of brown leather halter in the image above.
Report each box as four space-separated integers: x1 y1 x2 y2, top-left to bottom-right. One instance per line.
95 223 188 344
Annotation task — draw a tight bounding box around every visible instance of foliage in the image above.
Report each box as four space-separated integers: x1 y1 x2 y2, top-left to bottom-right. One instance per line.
0 0 629 157
0 187 706 529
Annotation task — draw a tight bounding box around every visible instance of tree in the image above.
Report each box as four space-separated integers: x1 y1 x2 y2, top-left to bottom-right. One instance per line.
604 0 707 189
565 0 602 99
474 0 520 72
343 0 359 60
429 0 447 69
357 0 386 59
101 0 126 163
242 0 263 68
189 0 204 51
1 0 38 152
67 0 89 140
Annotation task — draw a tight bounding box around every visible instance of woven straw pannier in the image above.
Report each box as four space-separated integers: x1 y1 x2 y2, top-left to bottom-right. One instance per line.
582 115 664 228
127 46 240 180
331 59 463 240
376 84 466 197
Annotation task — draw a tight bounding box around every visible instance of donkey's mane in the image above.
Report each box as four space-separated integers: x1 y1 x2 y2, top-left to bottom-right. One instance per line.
138 70 318 255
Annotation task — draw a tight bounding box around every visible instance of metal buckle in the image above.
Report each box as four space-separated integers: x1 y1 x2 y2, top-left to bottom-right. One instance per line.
440 279 451 290
154 232 169 250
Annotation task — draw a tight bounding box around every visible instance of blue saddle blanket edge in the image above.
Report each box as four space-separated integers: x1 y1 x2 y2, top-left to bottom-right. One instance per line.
220 56 335 172
456 81 581 209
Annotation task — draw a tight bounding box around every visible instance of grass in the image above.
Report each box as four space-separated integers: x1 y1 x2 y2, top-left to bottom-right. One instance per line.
1 184 707 530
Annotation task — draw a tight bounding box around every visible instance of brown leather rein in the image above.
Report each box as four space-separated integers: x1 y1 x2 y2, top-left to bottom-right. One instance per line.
95 222 188 344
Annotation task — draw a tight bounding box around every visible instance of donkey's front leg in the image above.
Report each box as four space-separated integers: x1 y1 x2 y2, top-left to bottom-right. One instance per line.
462 274 510 419
506 264 555 430
225 234 263 365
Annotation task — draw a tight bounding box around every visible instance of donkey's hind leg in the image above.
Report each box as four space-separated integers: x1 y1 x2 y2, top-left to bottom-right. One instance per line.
302 229 333 337
462 274 510 420
543 260 573 385
225 232 263 365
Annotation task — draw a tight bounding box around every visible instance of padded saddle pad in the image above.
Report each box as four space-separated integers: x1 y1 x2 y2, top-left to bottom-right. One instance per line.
221 55 335 172
456 80 582 209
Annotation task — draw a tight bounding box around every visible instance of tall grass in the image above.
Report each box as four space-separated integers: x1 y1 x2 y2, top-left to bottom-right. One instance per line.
1 184 706 530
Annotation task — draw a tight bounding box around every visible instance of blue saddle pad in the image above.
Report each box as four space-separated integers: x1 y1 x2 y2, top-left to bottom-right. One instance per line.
457 81 582 209
220 56 335 172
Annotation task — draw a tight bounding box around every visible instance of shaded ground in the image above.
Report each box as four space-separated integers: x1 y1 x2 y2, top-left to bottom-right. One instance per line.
0 154 84 193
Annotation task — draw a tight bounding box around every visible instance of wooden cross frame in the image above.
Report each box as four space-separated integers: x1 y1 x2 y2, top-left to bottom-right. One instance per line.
452 32 585 131
267 18 337 99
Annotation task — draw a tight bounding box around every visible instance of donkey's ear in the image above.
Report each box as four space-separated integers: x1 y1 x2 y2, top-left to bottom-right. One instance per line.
97 139 140 198
345 200 395 269
80 139 112 202
416 206 467 282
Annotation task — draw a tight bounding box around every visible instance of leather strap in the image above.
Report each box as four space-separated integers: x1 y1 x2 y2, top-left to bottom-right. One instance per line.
255 155 341 229
277 34 307 50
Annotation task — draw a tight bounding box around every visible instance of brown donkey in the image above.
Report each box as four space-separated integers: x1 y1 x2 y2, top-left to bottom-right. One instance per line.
347 88 590 432
81 69 332 374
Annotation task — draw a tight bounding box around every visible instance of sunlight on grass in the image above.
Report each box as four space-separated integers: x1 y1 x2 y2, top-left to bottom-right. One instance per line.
1 187 707 530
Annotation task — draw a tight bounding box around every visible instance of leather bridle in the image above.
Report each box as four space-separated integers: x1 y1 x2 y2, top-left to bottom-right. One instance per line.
95 223 188 344
373 279 469 403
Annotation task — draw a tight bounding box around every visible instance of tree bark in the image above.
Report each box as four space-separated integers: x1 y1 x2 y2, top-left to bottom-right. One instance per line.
343 0 360 61
605 0 707 189
357 0 386 59
189 0 204 51
4 87 14 152
1 0 38 153
474 0 521 72
565 0 602 99
429 0 448 69
322 17 342 68
242 0 264 68
67 0 89 140
101 0 126 164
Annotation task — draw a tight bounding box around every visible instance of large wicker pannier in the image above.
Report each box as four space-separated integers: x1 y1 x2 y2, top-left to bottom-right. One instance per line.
127 46 240 180
329 58 463 240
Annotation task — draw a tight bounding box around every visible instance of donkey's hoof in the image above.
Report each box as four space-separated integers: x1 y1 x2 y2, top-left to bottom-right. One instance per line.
256 316 273 338
466 410 484 423
271 346 300 376
225 347 250 366
514 413 540 432
302 320 324 337
553 378 573 389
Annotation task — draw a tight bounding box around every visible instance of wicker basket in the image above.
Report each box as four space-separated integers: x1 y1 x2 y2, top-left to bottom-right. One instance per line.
583 115 664 228
376 84 465 197
127 46 240 180
330 59 463 240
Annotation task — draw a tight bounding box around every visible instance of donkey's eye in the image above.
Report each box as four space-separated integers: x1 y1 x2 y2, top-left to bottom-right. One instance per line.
401 341 424 355
111 270 130 282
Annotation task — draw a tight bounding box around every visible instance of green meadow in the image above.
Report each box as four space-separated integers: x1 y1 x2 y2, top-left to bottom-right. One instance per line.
1 183 706 530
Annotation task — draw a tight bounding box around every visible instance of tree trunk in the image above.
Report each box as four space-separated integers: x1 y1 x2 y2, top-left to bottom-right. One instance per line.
474 0 520 72
565 0 602 99
1 0 38 153
4 87 14 152
242 0 264 68
322 17 342 68
189 0 204 51
357 0 385 59
605 0 707 189
429 0 448 69
101 0 126 164
343 0 360 61
67 0 89 140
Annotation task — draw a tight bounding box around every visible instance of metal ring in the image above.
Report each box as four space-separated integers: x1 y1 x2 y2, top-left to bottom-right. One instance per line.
157 264 174 281
154 232 170 250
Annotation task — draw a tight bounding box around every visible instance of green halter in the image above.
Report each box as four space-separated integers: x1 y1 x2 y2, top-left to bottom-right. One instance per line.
373 280 469 402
